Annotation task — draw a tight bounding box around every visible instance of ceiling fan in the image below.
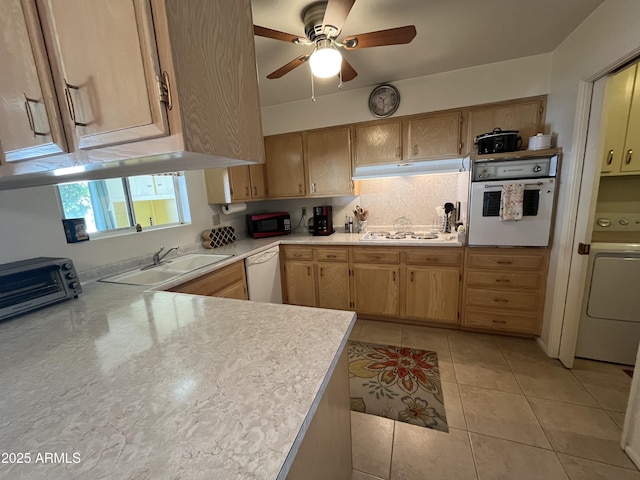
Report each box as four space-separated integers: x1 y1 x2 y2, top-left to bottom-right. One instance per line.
254 0 417 82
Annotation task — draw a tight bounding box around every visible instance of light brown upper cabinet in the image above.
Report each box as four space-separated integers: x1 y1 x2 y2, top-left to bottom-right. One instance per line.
305 126 354 196
465 96 546 155
0 0 67 162
205 164 266 203
264 132 306 198
1 0 264 176
403 111 462 161
37 0 169 150
354 120 402 166
600 62 640 175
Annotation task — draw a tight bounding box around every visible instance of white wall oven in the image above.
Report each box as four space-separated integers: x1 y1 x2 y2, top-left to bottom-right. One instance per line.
468 155 559 247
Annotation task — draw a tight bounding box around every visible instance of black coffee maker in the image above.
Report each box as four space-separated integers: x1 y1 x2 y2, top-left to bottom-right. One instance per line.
313 205 334 236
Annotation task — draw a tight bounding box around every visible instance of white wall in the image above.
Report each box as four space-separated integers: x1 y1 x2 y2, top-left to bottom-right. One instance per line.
0 170 216 273
262 54 552 135
540 0 640 352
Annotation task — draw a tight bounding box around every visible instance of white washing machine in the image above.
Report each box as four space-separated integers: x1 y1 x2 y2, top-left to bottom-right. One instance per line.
576 243 640 365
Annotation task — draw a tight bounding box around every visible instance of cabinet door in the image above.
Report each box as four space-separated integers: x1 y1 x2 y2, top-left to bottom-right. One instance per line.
306 127 353 196
0 0 67 162
353 265 399 316
229 166 251 201
465 97 545 154
37 0 168 150
406 267 459 324
217 281 248 300
404 112 461 161
265 133 306 197
317 263 351 310
621 65 640 173
249 164 266 199
354 121 402 166
600 64 636 173
284 262 316 307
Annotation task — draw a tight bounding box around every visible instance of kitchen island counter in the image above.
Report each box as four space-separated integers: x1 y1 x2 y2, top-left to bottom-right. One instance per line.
0 281 355 479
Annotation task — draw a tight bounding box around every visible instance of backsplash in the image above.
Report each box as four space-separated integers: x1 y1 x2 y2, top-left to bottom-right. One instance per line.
215 171 470 236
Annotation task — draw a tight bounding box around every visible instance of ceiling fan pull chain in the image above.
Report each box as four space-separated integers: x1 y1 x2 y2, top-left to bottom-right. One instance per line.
310 68 316 102
338 66 343 89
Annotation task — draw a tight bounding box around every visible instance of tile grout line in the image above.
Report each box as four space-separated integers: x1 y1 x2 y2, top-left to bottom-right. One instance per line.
388 419 396 480
466 430 481 480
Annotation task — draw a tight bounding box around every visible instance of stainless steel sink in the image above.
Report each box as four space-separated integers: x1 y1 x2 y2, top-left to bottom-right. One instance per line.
99 253 233 286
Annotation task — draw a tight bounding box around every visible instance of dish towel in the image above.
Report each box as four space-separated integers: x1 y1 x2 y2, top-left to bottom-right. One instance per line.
499 183 524 221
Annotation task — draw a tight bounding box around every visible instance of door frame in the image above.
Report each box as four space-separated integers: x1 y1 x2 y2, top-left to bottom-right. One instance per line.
551 49 640 367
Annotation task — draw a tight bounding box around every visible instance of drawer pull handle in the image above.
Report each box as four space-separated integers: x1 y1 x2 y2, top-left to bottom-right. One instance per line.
426 258 439 262
626 149 633 165
371 255 381 260
494 298 509 304
245 186 250 196
393 271 396 282
495 278 510 283
326 255 337 258
23 95 48 137
64 80 88 127
253 186 258 196
496 260 513 265
410 271 414 282
606 149 614 165
320 267 323 277
307 266 311 276
492 320 507 324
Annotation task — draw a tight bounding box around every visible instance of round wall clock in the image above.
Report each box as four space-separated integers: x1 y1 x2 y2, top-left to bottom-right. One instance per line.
368 84 400 118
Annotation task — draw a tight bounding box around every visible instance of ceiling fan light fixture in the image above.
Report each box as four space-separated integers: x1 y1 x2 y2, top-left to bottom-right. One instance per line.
309 40 342 78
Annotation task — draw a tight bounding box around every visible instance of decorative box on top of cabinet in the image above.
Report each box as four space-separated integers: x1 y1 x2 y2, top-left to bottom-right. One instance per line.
462 247 549 335
599 61 640 175
0 0 264 175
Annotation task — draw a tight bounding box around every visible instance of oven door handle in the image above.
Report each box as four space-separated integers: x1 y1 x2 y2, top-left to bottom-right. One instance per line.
483 181 544 188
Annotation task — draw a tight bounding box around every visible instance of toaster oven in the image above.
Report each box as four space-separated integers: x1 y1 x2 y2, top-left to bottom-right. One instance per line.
0 257 82 321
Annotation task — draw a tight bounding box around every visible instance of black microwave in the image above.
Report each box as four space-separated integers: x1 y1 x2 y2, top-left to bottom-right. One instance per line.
0 257 82 321
246 212 291 238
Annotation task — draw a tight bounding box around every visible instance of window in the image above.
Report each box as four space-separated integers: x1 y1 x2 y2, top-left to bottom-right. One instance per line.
58 173 190 235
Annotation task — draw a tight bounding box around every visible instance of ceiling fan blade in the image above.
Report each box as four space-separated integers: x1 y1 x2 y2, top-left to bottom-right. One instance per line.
266 54 310 79
343 25 417 50
341 58 357 82
254 25 305 44
322 0 356 36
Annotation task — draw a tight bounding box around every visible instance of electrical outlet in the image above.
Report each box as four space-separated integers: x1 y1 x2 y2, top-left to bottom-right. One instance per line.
212 214 221 226
301 207 307 216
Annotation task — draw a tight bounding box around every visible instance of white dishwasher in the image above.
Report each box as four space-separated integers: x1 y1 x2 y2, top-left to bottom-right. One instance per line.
245 246 283 304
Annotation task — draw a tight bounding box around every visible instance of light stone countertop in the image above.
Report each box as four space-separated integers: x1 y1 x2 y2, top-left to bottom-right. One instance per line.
0 280 355 479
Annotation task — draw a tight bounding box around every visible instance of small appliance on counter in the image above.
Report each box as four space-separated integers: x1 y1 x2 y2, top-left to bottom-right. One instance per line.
0 257 82 321
246 212 291 238
312 205 334 236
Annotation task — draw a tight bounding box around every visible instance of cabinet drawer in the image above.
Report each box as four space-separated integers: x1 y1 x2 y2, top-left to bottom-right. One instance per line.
465 270 542 289
406 249 462 267
465 287 538 311
283 246 314 261
463 308 540 335
168 261 245 296
352 248 400 264
315 248 349 262
467 252 546 270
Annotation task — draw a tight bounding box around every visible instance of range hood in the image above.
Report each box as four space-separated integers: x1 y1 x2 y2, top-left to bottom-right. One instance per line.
352 157 470 180
0 152 250 190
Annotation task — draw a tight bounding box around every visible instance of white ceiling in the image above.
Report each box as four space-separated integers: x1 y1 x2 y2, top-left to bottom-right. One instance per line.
252 0 604 107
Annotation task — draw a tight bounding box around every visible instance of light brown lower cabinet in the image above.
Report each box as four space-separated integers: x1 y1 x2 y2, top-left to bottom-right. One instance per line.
352 265 400 317
317 263 350 310
281 245 462 326
405 267 459 324
167 261 247 299
284 261 317 307
462 247 549 335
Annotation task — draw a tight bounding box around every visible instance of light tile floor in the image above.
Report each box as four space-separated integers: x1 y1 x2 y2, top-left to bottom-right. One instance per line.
349 319 639 480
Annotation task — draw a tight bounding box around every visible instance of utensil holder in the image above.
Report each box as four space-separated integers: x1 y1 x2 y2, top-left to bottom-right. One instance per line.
358 220 368 233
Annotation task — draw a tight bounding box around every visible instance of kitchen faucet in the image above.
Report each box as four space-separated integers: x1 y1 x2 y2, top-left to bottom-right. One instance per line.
147 246 179 268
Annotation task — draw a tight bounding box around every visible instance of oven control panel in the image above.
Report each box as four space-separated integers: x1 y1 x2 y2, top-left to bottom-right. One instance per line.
472 156 558 181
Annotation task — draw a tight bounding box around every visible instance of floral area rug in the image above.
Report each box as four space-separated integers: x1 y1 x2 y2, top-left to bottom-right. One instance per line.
348 341 448 432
